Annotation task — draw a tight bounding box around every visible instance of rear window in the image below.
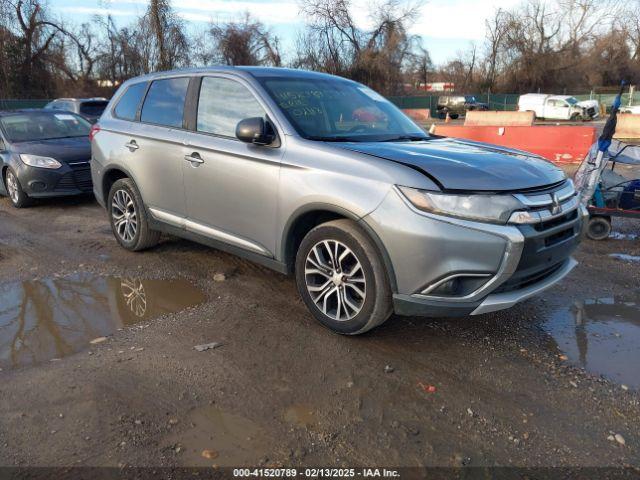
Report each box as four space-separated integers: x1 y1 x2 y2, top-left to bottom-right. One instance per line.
114 83 147 121
140 77 190 128
0 112 91 143
79 101 108 117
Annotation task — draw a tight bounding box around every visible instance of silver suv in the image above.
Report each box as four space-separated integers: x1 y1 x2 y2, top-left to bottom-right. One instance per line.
91 67 586 334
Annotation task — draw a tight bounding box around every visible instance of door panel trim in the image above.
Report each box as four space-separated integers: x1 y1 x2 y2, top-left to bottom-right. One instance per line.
148 206 271 256
186 219 270 255
149 207 186 228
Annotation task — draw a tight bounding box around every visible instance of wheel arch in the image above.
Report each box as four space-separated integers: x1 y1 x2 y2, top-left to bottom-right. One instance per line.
101 165 135 206
0 164 9 194
281 203 398 293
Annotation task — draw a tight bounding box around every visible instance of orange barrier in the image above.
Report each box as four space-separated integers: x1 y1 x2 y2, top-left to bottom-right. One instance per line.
614 113 640 139
434 125 597 164
402 108 431 123
464 110 535 127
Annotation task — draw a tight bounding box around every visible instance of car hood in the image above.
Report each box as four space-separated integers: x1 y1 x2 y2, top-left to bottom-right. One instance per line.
334 137 565 191
11 136 90 164
577 100 598 108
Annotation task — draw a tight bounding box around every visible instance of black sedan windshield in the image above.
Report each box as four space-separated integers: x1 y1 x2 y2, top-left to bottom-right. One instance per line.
0 111 91 143
258 77 428 142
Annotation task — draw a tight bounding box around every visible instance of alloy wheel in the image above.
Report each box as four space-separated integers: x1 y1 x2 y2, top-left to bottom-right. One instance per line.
111 189 138 242
6 171 19 204
304 239 366 321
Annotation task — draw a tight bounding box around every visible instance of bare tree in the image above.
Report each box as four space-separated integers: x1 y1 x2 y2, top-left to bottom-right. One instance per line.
8 0 67 96
481 8 509 91
197 13 281 66
140 0 189 72
295 0 423 95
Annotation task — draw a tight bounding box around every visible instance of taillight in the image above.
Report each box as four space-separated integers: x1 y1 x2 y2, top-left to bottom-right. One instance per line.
89 123 101 142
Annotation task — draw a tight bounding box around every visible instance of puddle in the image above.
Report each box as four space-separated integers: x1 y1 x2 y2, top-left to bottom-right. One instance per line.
0 273 206 368
610 231 638 240
609 253 640 263
283 404 317 428
164 406 270 466
544 297 640 387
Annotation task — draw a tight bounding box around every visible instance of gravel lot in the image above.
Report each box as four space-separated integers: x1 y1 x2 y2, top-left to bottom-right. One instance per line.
0 182 639 469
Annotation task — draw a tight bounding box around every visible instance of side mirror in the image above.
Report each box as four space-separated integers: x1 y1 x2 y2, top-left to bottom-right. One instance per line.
236 117 276 146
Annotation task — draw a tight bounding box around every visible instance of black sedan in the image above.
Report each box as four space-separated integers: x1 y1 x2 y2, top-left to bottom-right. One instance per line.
0 110 93 208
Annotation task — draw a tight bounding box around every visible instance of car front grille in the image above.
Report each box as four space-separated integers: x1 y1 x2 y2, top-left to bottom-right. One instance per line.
55 167 93 192
498 180 582 293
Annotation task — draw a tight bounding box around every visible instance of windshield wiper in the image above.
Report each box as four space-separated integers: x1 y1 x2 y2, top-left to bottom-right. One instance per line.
31 135 86 141
380 135 428 142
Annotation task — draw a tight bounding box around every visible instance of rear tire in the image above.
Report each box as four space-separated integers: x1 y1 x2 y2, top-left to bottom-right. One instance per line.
108 178 160 251
586 216 611 241
295 219 392 335
4 168 31 208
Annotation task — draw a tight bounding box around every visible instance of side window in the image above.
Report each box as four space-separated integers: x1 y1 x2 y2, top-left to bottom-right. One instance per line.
140 77 190 128
114 82 148 121
197 77 266 138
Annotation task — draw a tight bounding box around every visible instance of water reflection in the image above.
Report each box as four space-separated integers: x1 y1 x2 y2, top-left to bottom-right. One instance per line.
0 273 206 368
544 297 640 387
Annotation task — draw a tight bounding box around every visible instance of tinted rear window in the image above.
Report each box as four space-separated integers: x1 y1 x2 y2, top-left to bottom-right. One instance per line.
80 101 108 117
140 77 190 128
114 83 147 121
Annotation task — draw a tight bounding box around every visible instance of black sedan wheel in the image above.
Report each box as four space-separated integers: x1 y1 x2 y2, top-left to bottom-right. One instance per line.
4 168 30 208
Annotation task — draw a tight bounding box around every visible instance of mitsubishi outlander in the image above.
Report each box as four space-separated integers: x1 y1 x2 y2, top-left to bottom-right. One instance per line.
91 67 586 334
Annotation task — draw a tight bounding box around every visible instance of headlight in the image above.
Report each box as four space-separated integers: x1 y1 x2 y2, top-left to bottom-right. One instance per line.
398 186 523 224
19 154 62 169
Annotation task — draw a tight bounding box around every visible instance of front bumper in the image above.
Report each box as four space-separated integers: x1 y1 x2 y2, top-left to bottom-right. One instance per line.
363 187 586 318
14 160 93 197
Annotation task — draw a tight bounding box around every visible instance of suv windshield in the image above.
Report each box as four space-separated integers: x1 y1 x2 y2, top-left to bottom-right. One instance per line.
566 97 578 105
0 112 91 143
257 77 428 142
79 101 108 117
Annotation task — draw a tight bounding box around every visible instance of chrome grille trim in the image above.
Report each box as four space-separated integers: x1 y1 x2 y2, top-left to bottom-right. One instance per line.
513 179 575 207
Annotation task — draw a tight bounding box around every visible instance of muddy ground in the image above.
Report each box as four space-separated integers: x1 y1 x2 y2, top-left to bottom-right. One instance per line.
0 188 639 471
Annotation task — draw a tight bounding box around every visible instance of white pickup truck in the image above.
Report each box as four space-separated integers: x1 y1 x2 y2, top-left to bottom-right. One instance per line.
518 94 599 121
620 105 640 114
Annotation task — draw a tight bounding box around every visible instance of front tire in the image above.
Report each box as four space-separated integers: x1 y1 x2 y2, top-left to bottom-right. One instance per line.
4 168 30 208
295 219 392 335
108 178 160 251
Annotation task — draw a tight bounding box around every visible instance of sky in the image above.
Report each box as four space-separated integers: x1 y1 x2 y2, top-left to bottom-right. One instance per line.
51 0 522 65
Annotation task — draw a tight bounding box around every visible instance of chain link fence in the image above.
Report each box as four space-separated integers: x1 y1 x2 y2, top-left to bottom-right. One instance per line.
388 93 520 116
389 91 640 116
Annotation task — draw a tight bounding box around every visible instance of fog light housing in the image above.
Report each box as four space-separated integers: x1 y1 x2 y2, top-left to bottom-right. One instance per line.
29 181 47 192
421 274 492 297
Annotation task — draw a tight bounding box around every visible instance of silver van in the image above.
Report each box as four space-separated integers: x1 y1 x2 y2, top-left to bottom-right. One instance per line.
91 67 586 334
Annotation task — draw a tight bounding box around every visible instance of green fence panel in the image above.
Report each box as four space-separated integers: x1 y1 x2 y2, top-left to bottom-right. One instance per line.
0 99 51 110
389 90 640 114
